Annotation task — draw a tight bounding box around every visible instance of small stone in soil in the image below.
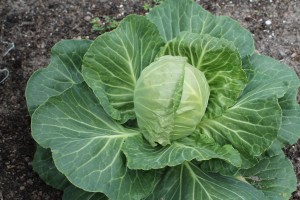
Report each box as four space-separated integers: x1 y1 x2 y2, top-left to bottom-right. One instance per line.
265 20 272 25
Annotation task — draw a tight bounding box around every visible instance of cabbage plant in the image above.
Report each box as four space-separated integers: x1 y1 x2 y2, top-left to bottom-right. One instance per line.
26 0 300 199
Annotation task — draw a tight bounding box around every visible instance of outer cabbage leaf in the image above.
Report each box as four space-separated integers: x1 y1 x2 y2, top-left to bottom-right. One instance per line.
123 134 241 170
25 40 92 115
147 0 254 58
82 15 164 123
63 185 107 200
159 32 247 118
265 139 283 157
279 91 300 145
31 83 159 200
146 162 266 200
200 159 239 176
198 94 282 160
32 145 70 190
243 54 300 155
197 55 291 161
240 152 297 200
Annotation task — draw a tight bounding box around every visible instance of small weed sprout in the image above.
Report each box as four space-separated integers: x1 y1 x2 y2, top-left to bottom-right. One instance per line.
143 0 164 11
90 16 119 34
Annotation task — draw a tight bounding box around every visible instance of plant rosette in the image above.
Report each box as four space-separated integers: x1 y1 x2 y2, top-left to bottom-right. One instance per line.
26 0 300 199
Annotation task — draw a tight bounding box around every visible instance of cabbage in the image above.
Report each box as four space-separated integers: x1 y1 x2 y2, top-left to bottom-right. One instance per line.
25 0 300 199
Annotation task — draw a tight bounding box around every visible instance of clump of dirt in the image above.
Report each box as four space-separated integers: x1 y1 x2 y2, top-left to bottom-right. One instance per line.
0 0 299 199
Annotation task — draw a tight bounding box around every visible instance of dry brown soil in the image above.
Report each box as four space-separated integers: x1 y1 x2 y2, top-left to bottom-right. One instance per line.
0 0 299 199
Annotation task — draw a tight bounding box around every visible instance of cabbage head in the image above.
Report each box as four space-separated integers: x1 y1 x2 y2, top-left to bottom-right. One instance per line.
135 55 210 146
25 0 300 199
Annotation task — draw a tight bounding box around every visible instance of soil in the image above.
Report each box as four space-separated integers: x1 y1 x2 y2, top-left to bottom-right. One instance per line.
0 0 299 199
